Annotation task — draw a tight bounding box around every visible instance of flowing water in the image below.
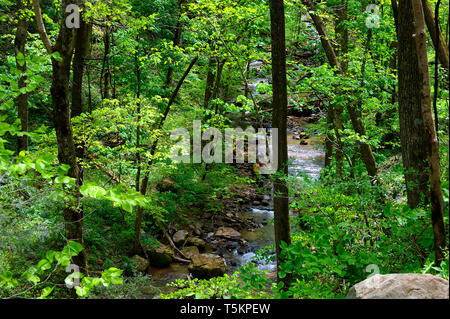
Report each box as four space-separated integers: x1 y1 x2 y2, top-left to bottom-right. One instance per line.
226 130 325 272
146 69 325 297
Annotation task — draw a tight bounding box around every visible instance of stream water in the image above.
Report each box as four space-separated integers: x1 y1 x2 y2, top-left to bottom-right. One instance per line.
146 67 325 296
226 131 325 272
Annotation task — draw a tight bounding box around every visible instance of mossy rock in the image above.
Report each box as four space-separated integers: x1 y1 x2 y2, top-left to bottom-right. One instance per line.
145 243 174 268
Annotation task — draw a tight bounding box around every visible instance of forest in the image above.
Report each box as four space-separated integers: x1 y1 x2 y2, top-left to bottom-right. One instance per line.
0 0 448 300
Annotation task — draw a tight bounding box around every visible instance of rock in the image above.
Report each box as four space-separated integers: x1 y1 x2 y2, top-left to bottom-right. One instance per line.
215 227 241 240
145 244 173 268
261 199 270 206
182 246 200 259
239 238 248 246
299 131 310 138
141 285 159 297
131 255 149 273
187 237 207 250
173 230 187 245
346 274 449 299
188 253 227 279
189 222 203 236
156 177 177 193
296 50 315 58
252 200 261 206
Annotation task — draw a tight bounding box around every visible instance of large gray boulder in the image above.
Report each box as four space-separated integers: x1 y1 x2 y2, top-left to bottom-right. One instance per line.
346 274 449 299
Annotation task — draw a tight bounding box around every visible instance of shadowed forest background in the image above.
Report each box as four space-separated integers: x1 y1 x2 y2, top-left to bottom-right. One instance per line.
0 0 448 299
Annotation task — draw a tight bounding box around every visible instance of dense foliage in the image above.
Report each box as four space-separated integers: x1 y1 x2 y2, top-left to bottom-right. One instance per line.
0 0 448 299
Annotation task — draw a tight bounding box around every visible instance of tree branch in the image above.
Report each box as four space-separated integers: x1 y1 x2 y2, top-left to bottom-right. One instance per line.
32 0 53 55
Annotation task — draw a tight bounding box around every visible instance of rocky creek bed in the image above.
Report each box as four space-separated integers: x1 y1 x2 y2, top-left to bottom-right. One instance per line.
131 114 325 298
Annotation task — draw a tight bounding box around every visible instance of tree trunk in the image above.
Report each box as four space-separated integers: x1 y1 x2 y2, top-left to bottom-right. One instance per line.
411 0 447 266
204 57 217 108
421 0 449 69
397 0 430 209
165 0 185 88
71 17 92 176
133 56 199 253
101 26 111 100
212 58 226 101
303 0 379 181
15 0 29 153
72 19 92 118
33 0 86 270
270 0 292 290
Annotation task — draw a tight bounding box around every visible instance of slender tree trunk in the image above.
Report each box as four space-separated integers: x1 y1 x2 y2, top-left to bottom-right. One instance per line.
421 0 449 69
135 39 142 192
270 0 292 290
101 26 111 100
212 58 226 101
432 0 441 133
165 0 185 88
398 0 430 209
411 0 447 266
71 17 92 179
15 0 29 153
204 57 216 108
72 19 92 118
133 56 199 253
391 0 399 35
324 106 335 169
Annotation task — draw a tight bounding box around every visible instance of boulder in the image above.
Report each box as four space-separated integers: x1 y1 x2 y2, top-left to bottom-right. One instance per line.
261 199 270 206
145 243 173 268
189 222 203 236
156 178 177 193
187 237 207 250
215 227 241 240
131 255 149 273
182 246 200 259
346 274 449 299
173 230 187 245
188 253 227 279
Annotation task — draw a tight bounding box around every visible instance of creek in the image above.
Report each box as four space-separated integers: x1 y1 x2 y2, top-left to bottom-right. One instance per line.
146 66 325 297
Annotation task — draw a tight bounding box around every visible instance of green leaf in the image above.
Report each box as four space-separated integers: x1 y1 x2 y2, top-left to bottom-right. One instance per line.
51 51 63 62
16 51 25 67
39 286 54 299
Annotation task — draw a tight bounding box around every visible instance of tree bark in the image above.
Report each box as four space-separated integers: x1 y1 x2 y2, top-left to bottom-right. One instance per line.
33 0 86 269
411 0 447 266
204 57 217 108
270 0 292 290
72 19 92 119
303 0 379 181
165 0 185 88
421 0 449 69
397 0 430 209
